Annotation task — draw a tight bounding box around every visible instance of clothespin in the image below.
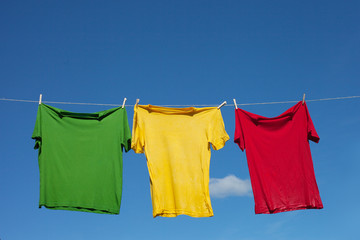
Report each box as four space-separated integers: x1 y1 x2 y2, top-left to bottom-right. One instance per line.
135 99 140 107
233 99 238 109
39 94 42 105
217 101 227 109
302 93 305 105
122 98 127 108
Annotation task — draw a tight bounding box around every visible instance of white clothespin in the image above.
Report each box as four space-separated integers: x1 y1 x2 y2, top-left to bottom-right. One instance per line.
135 99 140 107
233 99 238 109
39 94 42 105
217 101 227 109
122 98 127 108
302 93 305 105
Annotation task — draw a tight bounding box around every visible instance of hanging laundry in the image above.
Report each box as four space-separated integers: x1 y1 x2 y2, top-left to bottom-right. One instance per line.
132 104 229 217
234 101 323 214
32 104 131 214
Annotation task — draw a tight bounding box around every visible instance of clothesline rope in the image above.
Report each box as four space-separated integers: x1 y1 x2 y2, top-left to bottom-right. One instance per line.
1 96 360 107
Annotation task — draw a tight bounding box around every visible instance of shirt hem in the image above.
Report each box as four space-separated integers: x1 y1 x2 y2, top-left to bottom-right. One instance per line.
39 202 120 215
153 209 214 218
255 204 323 214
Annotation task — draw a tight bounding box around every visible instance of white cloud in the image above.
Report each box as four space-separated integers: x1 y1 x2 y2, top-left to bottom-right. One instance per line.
209 175 252 198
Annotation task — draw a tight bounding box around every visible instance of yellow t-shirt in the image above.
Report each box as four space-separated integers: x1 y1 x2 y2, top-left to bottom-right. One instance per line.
132 105 230 217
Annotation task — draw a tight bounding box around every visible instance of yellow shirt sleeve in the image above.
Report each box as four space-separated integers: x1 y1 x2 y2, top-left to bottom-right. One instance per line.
131 105 145 153
208 109 230 150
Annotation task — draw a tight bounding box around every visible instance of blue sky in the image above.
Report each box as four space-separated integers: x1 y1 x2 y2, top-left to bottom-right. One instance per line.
1 0 360 239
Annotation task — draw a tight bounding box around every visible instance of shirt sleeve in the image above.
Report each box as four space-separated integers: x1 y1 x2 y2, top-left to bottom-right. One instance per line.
131 106 145 153
305 103 320 143
31 105 42 150
208 109 230 150
121 108 132 152
234 109 245 151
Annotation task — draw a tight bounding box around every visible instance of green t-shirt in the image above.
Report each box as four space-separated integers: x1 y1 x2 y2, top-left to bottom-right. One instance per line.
32 104 131 214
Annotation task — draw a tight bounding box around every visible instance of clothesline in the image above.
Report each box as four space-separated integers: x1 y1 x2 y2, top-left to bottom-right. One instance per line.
1 95 360 107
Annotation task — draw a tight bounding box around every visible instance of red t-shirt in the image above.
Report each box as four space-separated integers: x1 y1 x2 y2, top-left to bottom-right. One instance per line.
234 101 323 214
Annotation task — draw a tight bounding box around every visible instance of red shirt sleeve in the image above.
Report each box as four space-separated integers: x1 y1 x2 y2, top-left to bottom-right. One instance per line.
234 109 245 151
305 103 320 143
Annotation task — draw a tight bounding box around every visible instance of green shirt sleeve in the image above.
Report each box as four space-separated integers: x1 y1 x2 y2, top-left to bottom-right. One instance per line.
121 108 132 152
32 105 42 149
